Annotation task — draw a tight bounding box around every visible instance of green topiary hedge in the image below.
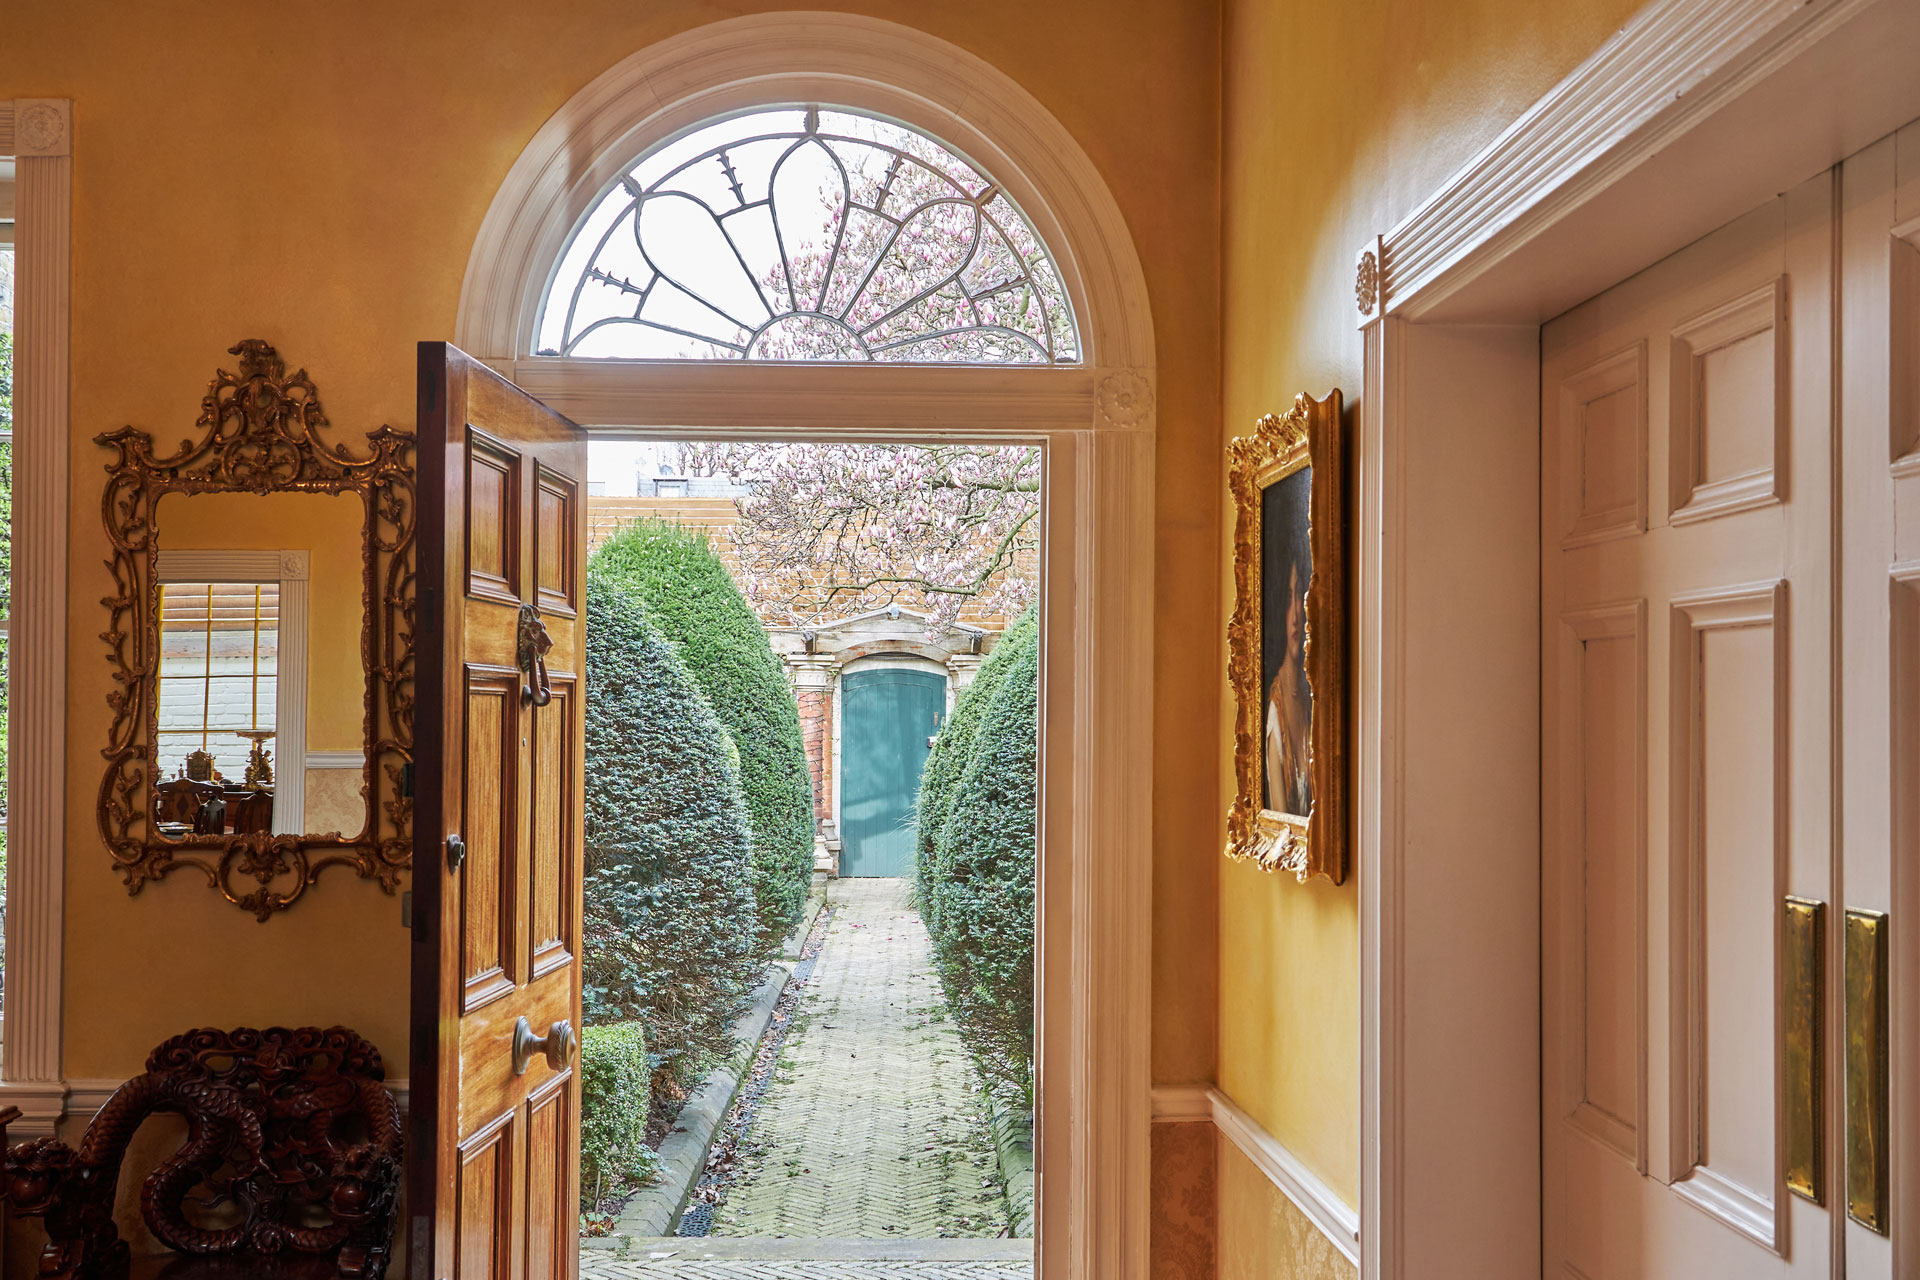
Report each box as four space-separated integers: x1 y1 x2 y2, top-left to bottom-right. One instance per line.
915 610 1034 938
918 618 1039 1098
591 520 814 952
579 1020 657 1207
582 573 760 1087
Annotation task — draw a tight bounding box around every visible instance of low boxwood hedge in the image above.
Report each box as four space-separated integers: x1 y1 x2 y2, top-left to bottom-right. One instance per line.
592 520 815 953
579 1020 656 1207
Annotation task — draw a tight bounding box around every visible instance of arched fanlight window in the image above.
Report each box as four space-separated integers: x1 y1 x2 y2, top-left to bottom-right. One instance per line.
536 107 1081 363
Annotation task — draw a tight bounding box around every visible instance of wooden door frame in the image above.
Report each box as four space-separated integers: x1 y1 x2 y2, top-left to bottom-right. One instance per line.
455 15 1155 1278
1351 1 1920 1276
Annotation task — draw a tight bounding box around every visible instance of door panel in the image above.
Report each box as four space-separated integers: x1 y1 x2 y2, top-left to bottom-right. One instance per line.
414 342 587 1280
463 672 517 1012
529 677 575 981
840 667 946 877
1543 176 1833 1278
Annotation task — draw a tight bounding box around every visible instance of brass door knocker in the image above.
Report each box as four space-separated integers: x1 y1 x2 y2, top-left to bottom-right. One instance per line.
517 604 554 707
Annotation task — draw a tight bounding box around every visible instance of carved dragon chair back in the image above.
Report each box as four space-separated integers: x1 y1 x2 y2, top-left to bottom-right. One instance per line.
2 1026 403 1280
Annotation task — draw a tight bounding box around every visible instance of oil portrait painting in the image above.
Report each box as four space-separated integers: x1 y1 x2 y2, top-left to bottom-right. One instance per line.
1262 467 1313 819
1227 390 1346 883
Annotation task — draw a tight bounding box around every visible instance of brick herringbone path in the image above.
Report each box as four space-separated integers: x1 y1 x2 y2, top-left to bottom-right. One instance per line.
709 878 1009 1240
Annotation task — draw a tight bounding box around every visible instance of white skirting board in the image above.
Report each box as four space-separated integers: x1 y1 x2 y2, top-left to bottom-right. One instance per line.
1148 1083 1361 1267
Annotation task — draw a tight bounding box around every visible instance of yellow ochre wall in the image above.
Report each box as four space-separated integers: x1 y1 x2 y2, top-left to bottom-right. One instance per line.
155 489 369 753
0 0 1220 1264
1216 0 1644 1274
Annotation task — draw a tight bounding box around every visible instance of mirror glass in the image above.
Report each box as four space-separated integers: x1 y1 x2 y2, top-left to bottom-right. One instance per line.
149 490 370 842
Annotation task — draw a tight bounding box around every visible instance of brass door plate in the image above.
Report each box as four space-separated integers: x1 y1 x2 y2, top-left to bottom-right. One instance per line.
1783 896 1824 1203
1844 908 1889 1234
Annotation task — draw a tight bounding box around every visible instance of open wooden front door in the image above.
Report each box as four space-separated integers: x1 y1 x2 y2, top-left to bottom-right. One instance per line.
413 342 588 1280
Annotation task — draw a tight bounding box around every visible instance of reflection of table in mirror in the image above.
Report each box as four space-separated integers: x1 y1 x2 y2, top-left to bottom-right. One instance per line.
152 778 276 838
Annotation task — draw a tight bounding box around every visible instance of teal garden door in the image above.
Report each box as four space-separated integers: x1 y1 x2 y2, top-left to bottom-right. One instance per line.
839 667 946 877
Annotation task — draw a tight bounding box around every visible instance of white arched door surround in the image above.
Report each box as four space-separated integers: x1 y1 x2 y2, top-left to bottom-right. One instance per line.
1350 0 1920 1277
457 15 1156 1279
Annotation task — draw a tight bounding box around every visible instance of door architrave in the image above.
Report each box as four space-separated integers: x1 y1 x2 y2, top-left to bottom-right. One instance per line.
0 99 73 1141
1353 1 1920 1277
455 15 1156 1278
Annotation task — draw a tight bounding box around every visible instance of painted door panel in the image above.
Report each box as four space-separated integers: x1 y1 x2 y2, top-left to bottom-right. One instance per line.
1542 174 1834 1279
840 668 945 877
414 342 586 1280
1544 123 1920 1274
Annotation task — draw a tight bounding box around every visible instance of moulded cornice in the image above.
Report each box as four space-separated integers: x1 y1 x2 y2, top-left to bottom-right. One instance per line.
1362 0 1920 324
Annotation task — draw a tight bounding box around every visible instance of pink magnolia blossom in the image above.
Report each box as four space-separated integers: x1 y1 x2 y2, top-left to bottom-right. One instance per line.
683 442 1039 635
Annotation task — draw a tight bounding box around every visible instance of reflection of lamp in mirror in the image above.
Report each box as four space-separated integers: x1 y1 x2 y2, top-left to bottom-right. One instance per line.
236 728 276 789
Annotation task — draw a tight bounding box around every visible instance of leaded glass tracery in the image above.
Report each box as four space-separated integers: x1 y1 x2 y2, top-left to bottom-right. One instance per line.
537 108 1080 363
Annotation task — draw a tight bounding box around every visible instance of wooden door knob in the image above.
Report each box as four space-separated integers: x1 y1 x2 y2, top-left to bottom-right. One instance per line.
511 1016 576 1076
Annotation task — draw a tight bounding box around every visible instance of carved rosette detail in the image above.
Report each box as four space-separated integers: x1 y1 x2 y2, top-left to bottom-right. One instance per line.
1224 392 1347 884
1096 370 1153 429
17 103 66 155
1354 249 1380 317
96 340 416 919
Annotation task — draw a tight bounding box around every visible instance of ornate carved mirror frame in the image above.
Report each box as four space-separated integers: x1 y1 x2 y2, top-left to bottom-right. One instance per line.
97 340 416 919
1225 390 1348 884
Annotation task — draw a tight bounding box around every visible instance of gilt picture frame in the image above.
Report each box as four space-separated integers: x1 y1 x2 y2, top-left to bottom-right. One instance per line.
1226 390 1346 883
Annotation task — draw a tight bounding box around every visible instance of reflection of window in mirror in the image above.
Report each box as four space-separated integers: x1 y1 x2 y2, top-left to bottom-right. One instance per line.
155 581 280 785
155 551 309 837
152 489 371 843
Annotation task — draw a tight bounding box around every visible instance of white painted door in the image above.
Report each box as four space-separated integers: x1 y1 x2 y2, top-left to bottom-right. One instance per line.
1541 171 1839 1278
1544 121 1920 1276
1833 120 1920 1280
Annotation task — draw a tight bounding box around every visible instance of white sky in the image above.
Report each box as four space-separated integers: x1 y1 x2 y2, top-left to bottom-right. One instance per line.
587 441 685 496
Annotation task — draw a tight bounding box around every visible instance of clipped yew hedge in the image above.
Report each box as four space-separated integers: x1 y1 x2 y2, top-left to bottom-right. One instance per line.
917 617 1039 1097
582 572 759 1087
592 520 814 952
915 610 1035 939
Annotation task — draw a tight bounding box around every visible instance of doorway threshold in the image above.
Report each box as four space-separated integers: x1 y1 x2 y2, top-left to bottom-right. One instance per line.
580 1235 1033 1278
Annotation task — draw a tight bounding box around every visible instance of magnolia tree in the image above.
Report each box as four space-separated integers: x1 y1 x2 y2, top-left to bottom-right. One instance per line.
682 441 1038 633
675 132 1049 631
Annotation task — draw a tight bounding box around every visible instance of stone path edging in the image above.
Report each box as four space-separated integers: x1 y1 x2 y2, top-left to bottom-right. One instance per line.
588 962 792 1247
985 1099 1035 1238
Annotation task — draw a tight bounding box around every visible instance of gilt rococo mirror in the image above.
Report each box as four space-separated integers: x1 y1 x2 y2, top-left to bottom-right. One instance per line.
97 340 416 919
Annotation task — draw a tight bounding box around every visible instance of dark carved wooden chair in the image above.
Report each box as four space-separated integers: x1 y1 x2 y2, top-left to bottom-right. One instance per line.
2 1027 403 1280
225 789 274 835
152 779 221 831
